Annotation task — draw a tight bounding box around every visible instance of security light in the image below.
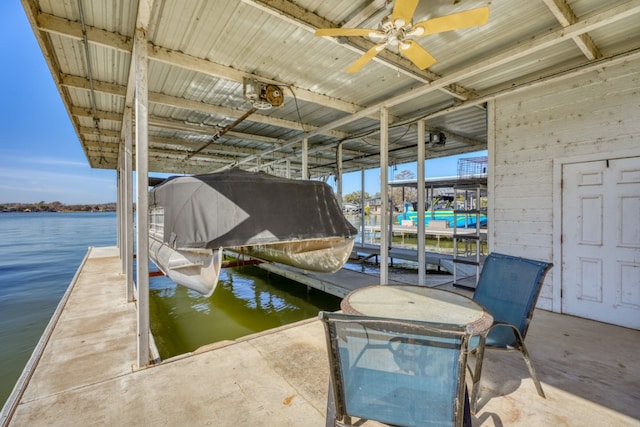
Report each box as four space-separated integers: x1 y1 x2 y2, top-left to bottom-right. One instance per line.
428 131 446 145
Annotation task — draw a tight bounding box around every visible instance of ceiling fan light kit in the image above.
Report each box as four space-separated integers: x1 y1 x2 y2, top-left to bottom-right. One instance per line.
315 0 489 72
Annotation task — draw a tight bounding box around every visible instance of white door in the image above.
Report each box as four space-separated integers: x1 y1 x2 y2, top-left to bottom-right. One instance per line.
562 157 640 329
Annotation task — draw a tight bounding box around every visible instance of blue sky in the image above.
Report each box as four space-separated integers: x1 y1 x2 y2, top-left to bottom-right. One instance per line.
0 2 116 204
1 2 484 205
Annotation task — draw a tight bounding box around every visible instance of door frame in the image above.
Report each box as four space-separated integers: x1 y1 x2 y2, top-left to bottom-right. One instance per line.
552 148 640 314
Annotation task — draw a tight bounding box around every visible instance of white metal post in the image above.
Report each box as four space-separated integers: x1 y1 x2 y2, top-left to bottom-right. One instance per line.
123 106 134 302
487 99 495 252
360 168 365 246
336 143 343 206
134 23 150 368
417 120 426 285
117 151 123 271
380 107 389 285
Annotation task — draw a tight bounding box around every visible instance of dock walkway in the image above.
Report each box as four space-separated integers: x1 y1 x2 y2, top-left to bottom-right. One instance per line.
363 224 487 249
257 263 462 297
255 243 481 297
3 246 638 426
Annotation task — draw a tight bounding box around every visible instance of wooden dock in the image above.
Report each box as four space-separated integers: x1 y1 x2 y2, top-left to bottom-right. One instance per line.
352 243 483 276
353 242 455 265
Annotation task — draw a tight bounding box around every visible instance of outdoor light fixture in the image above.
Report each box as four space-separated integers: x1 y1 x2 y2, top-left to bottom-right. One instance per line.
428 131 446 146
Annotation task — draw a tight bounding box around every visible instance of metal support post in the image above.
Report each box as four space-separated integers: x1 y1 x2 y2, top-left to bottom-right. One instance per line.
417 119 426 285
380 107 389 285
134 22 150 369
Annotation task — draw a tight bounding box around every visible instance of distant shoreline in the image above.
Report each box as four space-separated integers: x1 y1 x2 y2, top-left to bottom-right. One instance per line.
1 202 117 213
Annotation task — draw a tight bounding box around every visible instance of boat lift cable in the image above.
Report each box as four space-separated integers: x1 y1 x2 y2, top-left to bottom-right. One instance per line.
185 107 258 160
77 0 105 164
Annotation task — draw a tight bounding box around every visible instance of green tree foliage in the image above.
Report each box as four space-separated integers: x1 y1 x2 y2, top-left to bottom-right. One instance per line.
343 191 370 204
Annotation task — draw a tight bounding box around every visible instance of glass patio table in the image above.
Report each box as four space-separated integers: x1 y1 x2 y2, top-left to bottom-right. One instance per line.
341 284 493 335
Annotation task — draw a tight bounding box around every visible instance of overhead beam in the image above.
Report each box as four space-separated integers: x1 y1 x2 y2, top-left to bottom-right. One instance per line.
149 45 363 115
36 12 132 52
36 11 364 116
342 0 389 28
542 0 601 60
60 74 351 139
147 116 287 146
71 105 290 146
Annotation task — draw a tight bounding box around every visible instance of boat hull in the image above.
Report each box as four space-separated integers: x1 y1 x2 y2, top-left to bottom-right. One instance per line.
149 237 223 297
233 237 355 274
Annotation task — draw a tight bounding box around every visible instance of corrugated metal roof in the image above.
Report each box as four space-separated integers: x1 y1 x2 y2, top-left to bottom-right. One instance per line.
21 0 640 177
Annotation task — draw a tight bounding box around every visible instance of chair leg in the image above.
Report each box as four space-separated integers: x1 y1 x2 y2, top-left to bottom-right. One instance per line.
518 340 546 398
469 336 487 414
326 380 336 427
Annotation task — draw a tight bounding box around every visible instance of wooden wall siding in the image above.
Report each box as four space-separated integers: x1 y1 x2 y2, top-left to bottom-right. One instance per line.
491 58 640 311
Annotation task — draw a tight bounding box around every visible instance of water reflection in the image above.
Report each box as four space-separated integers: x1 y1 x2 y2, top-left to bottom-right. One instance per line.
149 265 340 360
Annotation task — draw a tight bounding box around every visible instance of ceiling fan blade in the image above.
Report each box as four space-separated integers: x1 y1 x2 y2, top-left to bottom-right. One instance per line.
315 28 380 37
399 40 436 70
391 0 419 26
346 44 386 73
413 6 490 36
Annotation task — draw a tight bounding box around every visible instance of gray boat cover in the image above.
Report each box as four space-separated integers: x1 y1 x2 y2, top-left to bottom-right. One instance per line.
150 169 357 249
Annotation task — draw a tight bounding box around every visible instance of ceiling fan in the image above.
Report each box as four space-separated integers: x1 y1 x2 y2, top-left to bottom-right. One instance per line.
315 0 489 72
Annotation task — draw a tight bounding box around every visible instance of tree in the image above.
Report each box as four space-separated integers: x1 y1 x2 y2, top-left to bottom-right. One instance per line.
343 191 370 204
49 201 63 211
390 170 418 211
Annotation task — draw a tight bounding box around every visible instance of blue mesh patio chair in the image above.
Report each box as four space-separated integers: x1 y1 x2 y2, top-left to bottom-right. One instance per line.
468 252 553 413
319 311 472 427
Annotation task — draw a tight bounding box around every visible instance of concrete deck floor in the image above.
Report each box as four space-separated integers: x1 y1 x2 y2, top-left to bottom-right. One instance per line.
2 247 639 426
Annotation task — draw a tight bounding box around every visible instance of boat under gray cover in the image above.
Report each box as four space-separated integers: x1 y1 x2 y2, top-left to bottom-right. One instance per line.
151 169 356 248
148 169 357 296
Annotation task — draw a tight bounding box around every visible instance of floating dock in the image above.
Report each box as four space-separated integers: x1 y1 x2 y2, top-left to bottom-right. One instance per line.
250 242 483 297
3 247 638 426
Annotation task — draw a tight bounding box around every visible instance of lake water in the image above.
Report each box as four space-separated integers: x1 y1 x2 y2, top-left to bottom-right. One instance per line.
0 211 340 409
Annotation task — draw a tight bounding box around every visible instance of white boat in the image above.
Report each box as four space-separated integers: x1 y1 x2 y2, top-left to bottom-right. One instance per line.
149 169 357 297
